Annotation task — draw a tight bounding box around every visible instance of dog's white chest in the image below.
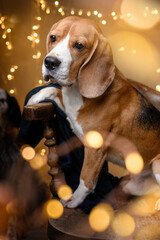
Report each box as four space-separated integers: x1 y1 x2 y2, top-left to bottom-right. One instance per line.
62 83 83 140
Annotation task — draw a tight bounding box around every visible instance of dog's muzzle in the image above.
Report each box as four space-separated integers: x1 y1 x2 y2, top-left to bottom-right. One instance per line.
44 56 61 70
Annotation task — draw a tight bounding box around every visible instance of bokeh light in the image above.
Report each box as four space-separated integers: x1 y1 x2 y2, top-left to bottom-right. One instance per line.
112 212 135 237
121 0 160 29
45 199 63 219
108 31 160 88
125 152 144 174
57 185 72 200
21 145 35 160
84 131 103 149
29 153 47 170
89 203 113 232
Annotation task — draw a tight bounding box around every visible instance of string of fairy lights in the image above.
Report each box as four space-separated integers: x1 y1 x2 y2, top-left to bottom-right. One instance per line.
0 0 160 94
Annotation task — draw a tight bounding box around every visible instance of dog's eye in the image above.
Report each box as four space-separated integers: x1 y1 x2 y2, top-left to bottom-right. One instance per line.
50 35 56 43
74 42 85 51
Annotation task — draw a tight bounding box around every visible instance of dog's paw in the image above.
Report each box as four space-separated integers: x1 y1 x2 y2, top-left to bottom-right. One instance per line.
61 194 83 208
26 87 58 106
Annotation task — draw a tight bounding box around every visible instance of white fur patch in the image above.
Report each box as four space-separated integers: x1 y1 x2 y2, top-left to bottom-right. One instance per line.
61 179 91 208
62 83 83 140
155 174 160 185
42 34 72 85
26 87 63 110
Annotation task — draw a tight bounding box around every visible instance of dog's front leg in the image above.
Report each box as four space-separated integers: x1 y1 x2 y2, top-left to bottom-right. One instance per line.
62 146 107 208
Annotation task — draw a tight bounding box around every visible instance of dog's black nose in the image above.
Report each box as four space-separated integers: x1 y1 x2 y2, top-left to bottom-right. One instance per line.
44 56 61 70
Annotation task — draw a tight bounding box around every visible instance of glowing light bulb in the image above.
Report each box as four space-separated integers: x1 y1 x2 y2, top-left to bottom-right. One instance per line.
9 89 15 94
7 74 14 80
10 67 15 73
87 11 91 16
119 46 125 51
78 9 83 16
7 43 13 50
102 20 107 24
113 16 118 20
111 11 116 16
35 38 40 43
156 85 160 92
71 8 75 15
55 1 59 6
125 152 144 174
45 199 63 219
41 3 46 10
32 25 40 30
27 36 33 41
38 79 43 85
7 28 11 33
35 16 41 21
98 13 102 18
2 34 6 39
94 10 98 15
33 32 38 37
58 8 63 13
61 11 65 16
84 131 103 149
46 7 50 14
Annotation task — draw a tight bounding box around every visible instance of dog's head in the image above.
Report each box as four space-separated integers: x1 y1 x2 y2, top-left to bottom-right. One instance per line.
42 16 115 98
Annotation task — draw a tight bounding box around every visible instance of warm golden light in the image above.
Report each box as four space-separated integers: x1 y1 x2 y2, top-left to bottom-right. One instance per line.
57 185 72 200
32 51 41 59
93 10 98 15
41 3 46 11
102 20 107 24
89 203 113 232
35 38 40 43
98 13 102 18
112 213 135 236
2 34 6 39
38 79 43 85
33 32 38 37
21 146 35 160
87 11 91 16
78 9 83 16
32 25 40 30
46 7 50 14
125 152 144 174
7 43 12 50
29 154 46 169
7 74 14 80
111 11 116 16
121 0 160 29
71 8 75 15
156 85 160 92
35 16 41 21
9 89 15 94
113 16 118 20
119 46 125 51
46 199 63 219
58 8 63 13
7 28 11 33
61 11 65 16
84 131 103 149
156 68 160 73
10 67 15 73
55 1 59 6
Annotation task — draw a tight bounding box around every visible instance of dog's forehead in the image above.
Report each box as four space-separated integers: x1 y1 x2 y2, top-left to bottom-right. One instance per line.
49 17 101 39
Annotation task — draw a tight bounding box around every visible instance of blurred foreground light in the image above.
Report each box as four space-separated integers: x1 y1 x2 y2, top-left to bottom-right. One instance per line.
32 25 40 30
111 11 116 16
10 67 15 73
125 152 144 174
21 145 35 160
58 8 63 13
112 213 135 236
89 203 113 232
84 131 103 149
46 199 63 219
39 79 43 85
156 85 160 92
35 16 41 21
78 9 83 16
57 185 72 200
71 9 75 15
7 28 11 33
98 13 102 18
29 154 47 169
46 7 50 14
121 0 160 29
156 68 160 73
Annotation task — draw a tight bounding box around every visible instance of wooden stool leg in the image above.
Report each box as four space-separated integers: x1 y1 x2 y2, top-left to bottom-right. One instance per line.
24 103 66 196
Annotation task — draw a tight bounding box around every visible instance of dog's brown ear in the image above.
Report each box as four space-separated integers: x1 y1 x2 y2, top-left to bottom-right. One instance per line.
78 34 115 98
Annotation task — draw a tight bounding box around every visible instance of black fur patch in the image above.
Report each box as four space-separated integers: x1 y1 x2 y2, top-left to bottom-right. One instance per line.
137 97 160 133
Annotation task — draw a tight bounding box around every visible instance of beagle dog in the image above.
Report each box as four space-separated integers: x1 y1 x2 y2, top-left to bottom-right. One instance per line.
28 16 160 208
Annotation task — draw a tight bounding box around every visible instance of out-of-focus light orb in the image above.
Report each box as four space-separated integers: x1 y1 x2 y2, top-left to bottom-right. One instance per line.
9 89 15 94
87 11 91 17
7 74 14 80
84 131 103 149
46 199 63 219
112 213 135 236
29 154 46 169
93 10 98 15
108 31 160 88
55 1 59 6
57 185 72 200
121 0 160 29
156 85 160 92
98 13 102 18
102 20 107 25
89 203 113 232
21 146 35 160
156 68 160 73
78 9 83 16
125 152 144 174
71 9 75 15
